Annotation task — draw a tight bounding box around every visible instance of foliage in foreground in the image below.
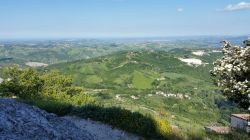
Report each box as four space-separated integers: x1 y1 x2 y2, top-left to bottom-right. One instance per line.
0 67 94 114
72 105 172 139
0 66 173 139
211 40 250 109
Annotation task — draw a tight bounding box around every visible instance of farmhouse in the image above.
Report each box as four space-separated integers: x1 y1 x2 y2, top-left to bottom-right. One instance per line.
231 114 250 133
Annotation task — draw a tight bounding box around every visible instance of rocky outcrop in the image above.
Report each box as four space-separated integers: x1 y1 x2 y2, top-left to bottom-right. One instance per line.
0 98 94 140
64 116 140 140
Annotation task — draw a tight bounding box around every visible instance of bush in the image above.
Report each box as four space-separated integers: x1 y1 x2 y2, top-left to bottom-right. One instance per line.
211 40 250 109
27 98 73 116
0 67 43 99
25 93 94 116
0 67 172 139
155 117 172 138
72 105 172 139
0 67 94 115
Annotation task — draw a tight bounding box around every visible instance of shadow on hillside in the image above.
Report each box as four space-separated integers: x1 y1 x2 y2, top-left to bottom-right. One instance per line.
23 97 74 116
73 105 170 139
25 97 177 140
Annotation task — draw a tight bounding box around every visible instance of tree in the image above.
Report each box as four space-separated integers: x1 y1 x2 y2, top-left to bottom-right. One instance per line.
0 67 43 98
211 39 250 109
0 67 93 106
40 71 78 96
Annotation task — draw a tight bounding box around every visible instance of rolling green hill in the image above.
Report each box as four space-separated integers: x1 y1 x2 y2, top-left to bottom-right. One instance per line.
0 37 248 139
48 50 219 90
0 38 225 66
46 49 241 136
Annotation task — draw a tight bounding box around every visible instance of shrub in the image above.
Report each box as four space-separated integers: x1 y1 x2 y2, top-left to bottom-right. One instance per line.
72 105 172 139
211 40 250 109
0 67 43 99
0 66 172 139
26 93 94 116
155 117 172 138
27 98 73 116
0 67 94 115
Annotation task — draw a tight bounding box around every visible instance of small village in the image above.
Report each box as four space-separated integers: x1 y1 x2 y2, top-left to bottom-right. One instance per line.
0 1 250 138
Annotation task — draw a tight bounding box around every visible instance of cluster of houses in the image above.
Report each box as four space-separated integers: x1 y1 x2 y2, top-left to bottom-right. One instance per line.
205 114 250 134
155 91 191 99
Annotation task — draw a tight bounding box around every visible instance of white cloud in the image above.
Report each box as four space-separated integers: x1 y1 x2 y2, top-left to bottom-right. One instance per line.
223 2 250 11
177 8 184 12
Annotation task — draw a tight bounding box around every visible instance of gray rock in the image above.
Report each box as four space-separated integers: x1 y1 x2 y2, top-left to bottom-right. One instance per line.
0 98 94 140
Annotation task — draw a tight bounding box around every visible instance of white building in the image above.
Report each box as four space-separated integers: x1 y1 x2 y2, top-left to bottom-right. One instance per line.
231 114 250 133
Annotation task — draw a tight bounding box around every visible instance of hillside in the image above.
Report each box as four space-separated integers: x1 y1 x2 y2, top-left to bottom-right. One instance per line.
46 49 240 135
0 98 93 140
48 50 221 90
0 98 140 140
1 0 249 138
0 36 241 66
0 40 246 139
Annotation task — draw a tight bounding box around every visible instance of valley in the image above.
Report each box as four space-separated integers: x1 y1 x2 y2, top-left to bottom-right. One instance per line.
1 0 250 139
0 37 248 139
46 49 235 135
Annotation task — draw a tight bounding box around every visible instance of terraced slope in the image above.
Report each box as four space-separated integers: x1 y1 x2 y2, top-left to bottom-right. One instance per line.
45 50 239 135
48 50 220 90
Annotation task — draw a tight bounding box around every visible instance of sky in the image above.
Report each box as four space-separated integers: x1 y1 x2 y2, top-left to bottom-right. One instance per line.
0 0 250 39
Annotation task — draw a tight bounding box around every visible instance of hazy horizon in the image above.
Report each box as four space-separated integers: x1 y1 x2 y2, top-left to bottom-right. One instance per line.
1 0 250 39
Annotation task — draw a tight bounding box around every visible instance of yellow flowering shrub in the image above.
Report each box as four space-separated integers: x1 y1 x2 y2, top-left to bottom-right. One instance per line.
155 117 172 138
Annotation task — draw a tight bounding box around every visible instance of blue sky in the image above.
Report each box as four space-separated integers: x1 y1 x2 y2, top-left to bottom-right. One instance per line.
0 0 250 38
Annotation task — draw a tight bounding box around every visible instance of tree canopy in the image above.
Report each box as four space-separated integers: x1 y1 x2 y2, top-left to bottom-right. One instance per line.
211 40 250 109
0 67 93 106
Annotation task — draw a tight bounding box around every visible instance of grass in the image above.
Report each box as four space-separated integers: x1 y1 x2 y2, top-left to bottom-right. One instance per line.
17 93 174 140
206 129 250 140
86 75 103 84
73 105 173 139
1 39 248 139
132 71 154 89
44 50 245 139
